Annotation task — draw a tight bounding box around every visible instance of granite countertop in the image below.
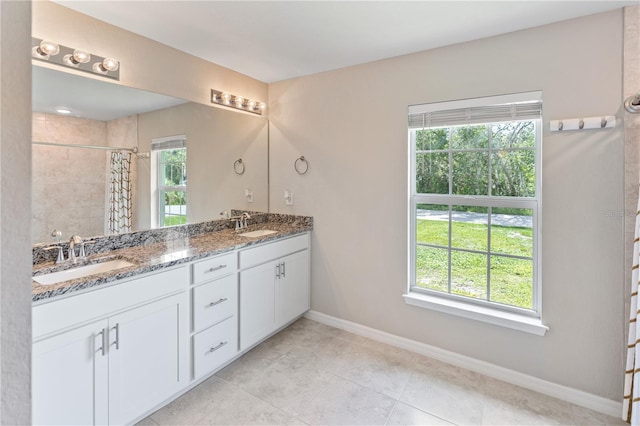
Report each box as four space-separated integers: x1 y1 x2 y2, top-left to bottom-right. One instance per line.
32 221 311 303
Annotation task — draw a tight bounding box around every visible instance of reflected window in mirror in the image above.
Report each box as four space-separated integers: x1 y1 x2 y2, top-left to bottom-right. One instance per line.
151 135 187 227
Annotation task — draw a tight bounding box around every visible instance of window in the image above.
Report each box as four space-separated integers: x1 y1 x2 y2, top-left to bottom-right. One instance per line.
152 135 187 227
408 92 542 320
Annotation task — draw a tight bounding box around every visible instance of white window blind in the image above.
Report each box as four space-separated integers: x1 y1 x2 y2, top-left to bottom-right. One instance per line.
151 135 187 151
408 91 542 129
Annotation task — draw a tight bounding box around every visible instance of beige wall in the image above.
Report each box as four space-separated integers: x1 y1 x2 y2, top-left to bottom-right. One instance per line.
269 10 625 400
1 1 32 423
137 102 269 229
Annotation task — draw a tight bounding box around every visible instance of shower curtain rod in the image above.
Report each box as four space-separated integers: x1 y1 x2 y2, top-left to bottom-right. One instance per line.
32 141 138 153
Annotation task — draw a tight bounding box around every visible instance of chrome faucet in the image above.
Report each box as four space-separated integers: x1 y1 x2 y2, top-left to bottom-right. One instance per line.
231 212 252 230
68 235 82 263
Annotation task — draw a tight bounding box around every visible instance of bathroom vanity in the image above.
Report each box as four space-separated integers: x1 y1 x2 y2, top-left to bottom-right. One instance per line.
31 215 311 425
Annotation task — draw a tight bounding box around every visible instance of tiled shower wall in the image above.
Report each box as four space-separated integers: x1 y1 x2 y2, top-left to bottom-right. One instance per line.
32 113 109 244
32 113 137 244
624 5 639 334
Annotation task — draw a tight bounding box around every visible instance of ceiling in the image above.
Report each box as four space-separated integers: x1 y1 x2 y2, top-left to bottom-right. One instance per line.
54 1 636 84
33 65 186 121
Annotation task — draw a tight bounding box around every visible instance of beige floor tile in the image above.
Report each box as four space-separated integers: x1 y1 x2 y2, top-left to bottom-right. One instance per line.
297 376 397 425
138 318 620 426
195 384 296 425
386 402 456 426
400 362 486 425
571 404 628 426
241 352 335 416
482 378 575 425
336 345 414 399
149 376 230 425
135 416 159 426
215 343 283 386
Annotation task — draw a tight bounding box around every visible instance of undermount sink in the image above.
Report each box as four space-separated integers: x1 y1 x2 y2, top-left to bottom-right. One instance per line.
239 229 278 238
33 259 136 286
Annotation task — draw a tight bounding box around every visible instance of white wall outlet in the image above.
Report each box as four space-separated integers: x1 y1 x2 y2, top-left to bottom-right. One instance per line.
284 190 293 205
245 189 254 203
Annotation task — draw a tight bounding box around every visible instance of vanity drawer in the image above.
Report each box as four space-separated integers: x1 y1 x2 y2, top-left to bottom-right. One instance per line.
192 274 237 332
193 316 238 379
191 252 236 284
239 233 309 269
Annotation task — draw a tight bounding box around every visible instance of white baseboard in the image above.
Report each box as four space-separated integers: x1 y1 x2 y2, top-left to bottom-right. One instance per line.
304 309 622 418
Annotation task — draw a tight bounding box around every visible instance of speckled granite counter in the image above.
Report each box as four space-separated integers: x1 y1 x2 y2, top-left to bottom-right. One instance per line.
33 213 312 303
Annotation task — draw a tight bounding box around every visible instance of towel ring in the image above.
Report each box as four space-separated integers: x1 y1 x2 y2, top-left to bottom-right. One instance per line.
294 156 309 175
233 158 245 175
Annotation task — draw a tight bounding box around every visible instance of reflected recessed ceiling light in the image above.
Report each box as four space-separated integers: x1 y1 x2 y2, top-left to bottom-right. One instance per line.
55 108 72 114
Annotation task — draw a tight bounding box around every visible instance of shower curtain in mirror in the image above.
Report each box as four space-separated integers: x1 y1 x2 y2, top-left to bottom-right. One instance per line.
624 189 640 424
108 151 132 234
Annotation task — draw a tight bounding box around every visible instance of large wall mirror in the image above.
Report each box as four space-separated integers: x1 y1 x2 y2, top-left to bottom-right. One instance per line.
32 65 269 245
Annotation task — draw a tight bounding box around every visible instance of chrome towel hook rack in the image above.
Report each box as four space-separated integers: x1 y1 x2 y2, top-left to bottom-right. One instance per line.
294 156 309 175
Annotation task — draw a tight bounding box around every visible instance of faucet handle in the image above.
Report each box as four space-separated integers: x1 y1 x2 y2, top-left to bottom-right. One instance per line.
44 245 65 264
78 240 96 258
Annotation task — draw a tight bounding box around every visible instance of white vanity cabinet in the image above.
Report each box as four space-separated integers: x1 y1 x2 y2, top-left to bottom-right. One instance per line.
190 252 239 380
239 233 310 351
32 266 189 426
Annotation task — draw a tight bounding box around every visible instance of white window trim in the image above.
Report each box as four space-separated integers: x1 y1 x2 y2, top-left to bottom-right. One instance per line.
407 92 545 334
150 135 187 229
403 291 548 336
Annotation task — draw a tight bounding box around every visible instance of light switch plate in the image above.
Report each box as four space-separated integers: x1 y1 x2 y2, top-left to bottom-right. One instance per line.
284 190 293 205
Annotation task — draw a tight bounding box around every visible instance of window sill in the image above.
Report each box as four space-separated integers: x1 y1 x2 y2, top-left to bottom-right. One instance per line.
403 292 549 336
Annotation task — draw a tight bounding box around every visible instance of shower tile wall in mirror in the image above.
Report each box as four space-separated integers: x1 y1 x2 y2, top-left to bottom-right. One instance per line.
32 65 269 245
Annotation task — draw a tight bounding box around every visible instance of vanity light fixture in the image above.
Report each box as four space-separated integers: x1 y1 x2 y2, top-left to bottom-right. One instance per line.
31 37 120 81
211 89 264 115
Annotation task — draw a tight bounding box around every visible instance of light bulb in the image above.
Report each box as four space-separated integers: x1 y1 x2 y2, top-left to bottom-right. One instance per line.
247 100 256 109
39 40 60 56
32 40 60 60
259 102 267 111
72 49 91 64
63 49 91 67
102 58 119 72
221 92 231 104
212 93 218 102
235 97 244 107
92 58 119 74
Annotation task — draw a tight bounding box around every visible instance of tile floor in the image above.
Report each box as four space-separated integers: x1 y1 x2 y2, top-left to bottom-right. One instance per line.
138 318 626 425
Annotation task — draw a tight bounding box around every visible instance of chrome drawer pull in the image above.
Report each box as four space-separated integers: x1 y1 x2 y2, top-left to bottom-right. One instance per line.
206 265 227 273
207 298 227 308
96 328 107 356
207 341 227 354
111 323 120 350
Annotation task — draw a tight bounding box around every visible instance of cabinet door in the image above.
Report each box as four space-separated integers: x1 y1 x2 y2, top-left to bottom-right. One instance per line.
239 261 277 351
33 319 109 426
277 249 310 326
108 292 188 425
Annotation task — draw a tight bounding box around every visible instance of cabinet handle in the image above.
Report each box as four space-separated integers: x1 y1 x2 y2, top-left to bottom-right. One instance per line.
96 328 106 356
206 341 227 354
281 262 286 278
206 265 227 273
275 263 281 279
111 323 120 350
207 298 227 308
